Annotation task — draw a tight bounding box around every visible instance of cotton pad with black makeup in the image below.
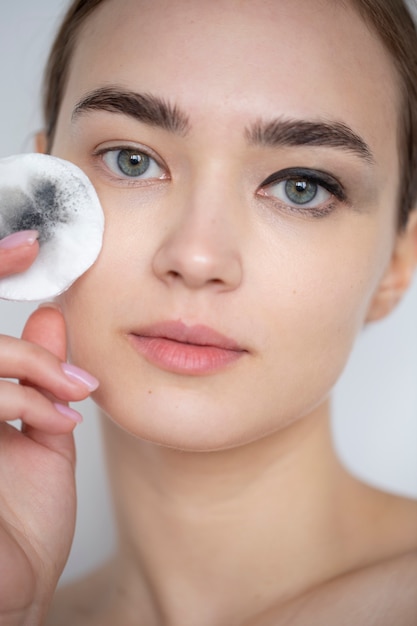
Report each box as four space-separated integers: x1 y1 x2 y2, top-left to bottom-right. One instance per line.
0 153 104 301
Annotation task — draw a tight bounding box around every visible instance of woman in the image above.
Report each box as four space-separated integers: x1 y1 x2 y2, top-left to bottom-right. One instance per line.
1 0 417 623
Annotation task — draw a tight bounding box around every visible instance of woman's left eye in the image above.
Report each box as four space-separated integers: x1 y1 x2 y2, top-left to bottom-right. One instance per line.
101 148 165 179
259 168 345 213
275 178 329 206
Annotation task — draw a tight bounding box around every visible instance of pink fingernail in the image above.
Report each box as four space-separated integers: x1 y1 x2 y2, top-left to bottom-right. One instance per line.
54 403 83 423
0 230 39 249
61 363 99 391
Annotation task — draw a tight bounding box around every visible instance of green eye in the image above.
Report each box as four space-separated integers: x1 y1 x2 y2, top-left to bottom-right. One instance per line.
285 179 318 205
117 150 150 177
259 167 345 214
102 148 165 179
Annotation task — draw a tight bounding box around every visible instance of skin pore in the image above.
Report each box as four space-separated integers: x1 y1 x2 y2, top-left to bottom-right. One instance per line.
44 0 417 624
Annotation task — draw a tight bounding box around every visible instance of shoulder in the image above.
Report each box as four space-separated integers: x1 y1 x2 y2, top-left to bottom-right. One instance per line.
301 549 417 626
256 487 417 626
299 489 417 626
258 550 417 626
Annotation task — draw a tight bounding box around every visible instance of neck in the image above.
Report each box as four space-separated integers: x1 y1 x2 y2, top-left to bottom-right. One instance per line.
100 402 365 625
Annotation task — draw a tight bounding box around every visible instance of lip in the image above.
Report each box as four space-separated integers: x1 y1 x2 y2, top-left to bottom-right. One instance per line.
128 320 247 375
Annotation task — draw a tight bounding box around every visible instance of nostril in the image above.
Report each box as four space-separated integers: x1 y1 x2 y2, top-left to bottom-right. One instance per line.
167 270 181 280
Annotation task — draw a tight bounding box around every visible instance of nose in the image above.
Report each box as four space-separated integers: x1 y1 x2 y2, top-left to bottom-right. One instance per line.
152 187 243 292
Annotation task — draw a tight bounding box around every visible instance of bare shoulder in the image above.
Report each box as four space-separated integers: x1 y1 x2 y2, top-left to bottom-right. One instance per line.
301 549 417 626
254 488 417 626
253 550 417 626
297 489 417 626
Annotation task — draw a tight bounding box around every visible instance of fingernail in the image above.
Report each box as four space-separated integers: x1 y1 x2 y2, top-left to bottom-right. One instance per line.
0 230 39 249
54 402 83 423
61 363 99 391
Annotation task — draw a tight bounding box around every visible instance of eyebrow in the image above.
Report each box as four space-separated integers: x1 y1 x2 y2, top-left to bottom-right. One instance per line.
246 118 374 163
72 86 190 135
72 87 374 163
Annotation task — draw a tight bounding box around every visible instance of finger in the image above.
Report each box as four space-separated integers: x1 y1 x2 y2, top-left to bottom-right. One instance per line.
0 380 82 434
21 303 66 360
0 232 39 278
21 305 98 397
20 305 97 459
0 333 96 403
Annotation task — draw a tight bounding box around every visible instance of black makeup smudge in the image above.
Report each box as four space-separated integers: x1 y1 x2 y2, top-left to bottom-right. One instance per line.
0 177 73 243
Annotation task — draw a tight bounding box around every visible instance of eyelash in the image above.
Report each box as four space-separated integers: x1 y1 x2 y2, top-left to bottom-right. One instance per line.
93 146 345 219
258 167 347 218
93 145 168 183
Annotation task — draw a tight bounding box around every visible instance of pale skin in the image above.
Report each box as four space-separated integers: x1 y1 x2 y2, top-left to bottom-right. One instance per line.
0 0 417 624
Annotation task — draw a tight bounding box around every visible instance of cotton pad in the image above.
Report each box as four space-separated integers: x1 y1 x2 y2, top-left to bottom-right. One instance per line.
0 153 104 301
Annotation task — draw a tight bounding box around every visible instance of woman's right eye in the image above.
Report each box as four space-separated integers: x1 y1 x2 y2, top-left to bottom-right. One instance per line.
101 148 166 179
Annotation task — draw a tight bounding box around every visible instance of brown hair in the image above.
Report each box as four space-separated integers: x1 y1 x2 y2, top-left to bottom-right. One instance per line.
42 0 417 226
43 0 106 147
350 0 417 226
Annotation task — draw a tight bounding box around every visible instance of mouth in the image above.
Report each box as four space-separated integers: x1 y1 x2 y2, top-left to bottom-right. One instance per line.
128 320 247 375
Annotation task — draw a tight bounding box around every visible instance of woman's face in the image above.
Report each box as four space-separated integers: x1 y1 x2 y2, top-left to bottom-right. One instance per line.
54 0 403 450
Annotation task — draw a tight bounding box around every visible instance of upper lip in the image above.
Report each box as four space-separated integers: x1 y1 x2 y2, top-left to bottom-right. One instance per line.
132 320 245 351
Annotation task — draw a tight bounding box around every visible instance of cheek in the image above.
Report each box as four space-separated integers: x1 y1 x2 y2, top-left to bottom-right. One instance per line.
257 218 393 390
56 207 157 385
56 233 127 363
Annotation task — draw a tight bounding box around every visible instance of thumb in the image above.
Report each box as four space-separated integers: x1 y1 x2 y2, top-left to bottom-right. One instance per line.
21 303 67 360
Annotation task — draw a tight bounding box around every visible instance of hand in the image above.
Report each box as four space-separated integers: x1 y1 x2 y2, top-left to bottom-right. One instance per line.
0 230 40 278
0 241 98 625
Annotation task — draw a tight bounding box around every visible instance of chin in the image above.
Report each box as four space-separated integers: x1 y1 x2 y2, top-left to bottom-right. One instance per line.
94 384 312 453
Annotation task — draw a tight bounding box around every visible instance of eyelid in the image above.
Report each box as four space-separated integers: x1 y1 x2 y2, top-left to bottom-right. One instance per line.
92 142 169 181
260 167 346 201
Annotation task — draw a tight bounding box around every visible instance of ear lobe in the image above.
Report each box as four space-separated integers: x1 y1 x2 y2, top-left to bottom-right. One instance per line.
35 131 48 154
366 211 417 323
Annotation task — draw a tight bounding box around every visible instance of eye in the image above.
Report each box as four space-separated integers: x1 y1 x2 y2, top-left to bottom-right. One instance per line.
280 178 327 206
259 167 346 214
101 148 165 179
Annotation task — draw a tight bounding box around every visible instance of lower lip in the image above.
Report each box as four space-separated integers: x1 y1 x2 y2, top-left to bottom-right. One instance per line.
129 335 244 375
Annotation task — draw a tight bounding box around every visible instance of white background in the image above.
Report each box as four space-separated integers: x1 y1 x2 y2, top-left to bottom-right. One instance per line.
0 1 416 585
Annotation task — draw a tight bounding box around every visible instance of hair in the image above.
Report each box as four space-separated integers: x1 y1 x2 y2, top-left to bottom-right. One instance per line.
43 0 105 148
42 0 417 226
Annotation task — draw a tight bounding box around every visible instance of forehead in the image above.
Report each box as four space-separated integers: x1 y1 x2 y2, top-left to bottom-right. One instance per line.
64 0 401 152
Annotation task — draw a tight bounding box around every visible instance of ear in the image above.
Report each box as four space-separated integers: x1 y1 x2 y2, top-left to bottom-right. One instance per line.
35 130 48 154
366 211 417 322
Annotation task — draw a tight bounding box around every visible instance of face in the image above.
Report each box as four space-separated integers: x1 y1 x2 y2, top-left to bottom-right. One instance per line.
53 0 403 450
